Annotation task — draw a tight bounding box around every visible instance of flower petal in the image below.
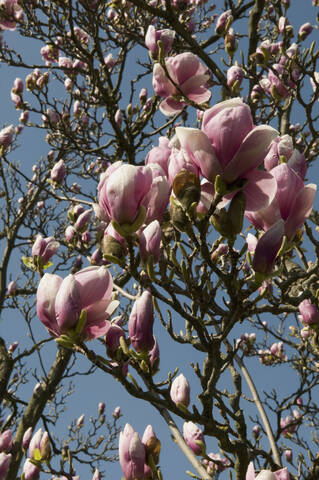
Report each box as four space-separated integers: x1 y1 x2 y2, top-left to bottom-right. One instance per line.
285 184 316 240
244 169 277 211
223 126 278 183
175 127 221 181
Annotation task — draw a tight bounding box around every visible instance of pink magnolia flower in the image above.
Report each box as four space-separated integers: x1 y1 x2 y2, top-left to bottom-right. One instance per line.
152 52 211 116
167 147 199 186
7 280 16 295
142 425 161 465
246 163 316 241
98 162 153 232
215 9 233 35
0 452 11 479
145 137 171 177
246 462 290 480
176 98 278 212
298 22 313 41
298 299 319 326
263 64 297 100
145 25 175 57
170 373 190 407
139 220 162 265
143 164 170 224
128 290 154 352
22 458 39 480
263 135 293 171
183 421 205 455
0 125 14 149
226 65 244 89
310 71 319 97
280 415 296 436
0 0 23 31
32 235 60 265
36 266 118 340
203 452 230 474
28 429 50 460
0 430 12 452
119 424 146 480
50 159 66 184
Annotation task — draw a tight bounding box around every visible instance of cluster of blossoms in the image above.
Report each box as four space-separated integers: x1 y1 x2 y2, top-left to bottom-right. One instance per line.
258 342 287 365
236 332 256 355
119 424 161 480
280 410 301 437
92 96 316 281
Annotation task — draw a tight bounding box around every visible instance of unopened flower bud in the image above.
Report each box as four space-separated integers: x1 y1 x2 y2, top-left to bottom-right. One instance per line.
98 402 105 416
183 422 205 455
50 159 66 184
170 374 190 408
113 406 121 418
77 414 85 428
7 280 16 295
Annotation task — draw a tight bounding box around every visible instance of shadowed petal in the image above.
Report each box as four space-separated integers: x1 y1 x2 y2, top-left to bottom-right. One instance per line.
285 184 316 240
244 169 277 211
224 126 278 183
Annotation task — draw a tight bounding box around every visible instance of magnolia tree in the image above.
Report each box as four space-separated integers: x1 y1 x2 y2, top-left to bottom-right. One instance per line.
1 0 319 479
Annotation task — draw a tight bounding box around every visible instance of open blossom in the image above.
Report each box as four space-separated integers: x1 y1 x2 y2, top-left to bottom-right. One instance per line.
246 163 316 241
246 462 290 480
280 415 296 436
145 25 175 57
153 52 211 116
0 0 23 31
36 266 118 340
262 63 297 100
176 98 278 212
32 235 60 265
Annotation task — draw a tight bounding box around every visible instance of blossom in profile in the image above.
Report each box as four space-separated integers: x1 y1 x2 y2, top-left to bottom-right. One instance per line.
119 424 146 480
246 163 316 241
37 266 118 340
32 235 60 266
182 421 205 455
153 52 211 116
298 299 319 326
145 25 175 57
128 290 155 353
0 125 14 150
170 373 190 407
